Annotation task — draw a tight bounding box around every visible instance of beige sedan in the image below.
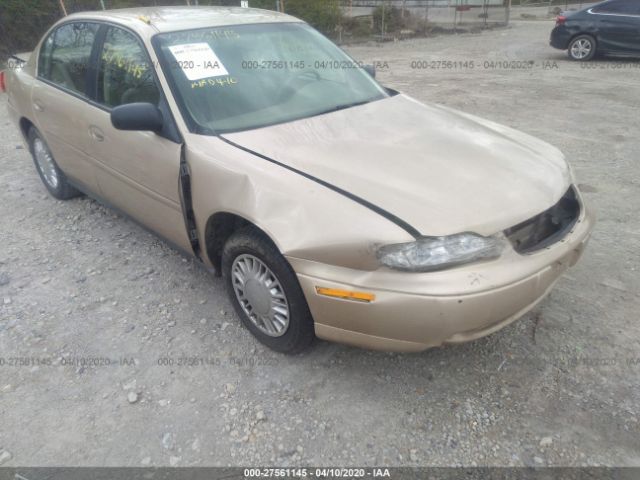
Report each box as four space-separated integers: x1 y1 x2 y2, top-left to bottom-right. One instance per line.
2 6 594 353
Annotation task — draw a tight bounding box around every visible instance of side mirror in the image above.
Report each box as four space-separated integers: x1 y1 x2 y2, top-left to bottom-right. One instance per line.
111 102 163 132
363 64 376 79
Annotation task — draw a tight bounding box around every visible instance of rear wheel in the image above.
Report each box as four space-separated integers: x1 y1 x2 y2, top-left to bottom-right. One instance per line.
568 35 596 61
222 226 315 354
28 127 81 200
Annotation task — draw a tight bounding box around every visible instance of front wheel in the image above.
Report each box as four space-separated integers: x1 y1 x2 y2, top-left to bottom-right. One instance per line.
222 226 315 354
568 35 596 61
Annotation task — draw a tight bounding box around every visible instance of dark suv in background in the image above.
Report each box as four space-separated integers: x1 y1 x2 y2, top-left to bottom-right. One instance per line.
551 0 640 60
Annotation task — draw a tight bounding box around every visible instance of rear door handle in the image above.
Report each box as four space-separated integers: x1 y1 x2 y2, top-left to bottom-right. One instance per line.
33 101 44 112
89 125 104 142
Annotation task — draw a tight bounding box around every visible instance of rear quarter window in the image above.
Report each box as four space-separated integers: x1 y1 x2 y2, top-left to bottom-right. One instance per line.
38 22 99 95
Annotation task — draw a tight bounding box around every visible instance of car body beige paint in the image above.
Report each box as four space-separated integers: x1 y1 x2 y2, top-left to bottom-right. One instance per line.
84 109 192 252
224 94 572 237
5 6 594 352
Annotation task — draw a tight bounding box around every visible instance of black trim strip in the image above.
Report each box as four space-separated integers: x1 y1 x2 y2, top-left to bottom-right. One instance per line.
86 24 107 101
218 136 422 239
9 54 28 64
178 143 202 259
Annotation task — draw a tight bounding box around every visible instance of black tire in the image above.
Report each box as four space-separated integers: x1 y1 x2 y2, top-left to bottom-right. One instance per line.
222 226 315 354
567 34 597 61
28 127 81 200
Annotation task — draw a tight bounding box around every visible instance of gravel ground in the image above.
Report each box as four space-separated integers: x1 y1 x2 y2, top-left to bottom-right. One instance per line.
0 20 639 467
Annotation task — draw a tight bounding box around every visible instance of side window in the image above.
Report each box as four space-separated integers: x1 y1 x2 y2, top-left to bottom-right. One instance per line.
592 1 615 13
593 0 638 14
624 0 640 14
38 22 98 95
97 27 160 108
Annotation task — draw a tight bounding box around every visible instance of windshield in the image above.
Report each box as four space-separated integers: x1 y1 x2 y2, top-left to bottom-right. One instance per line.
153 22 387 134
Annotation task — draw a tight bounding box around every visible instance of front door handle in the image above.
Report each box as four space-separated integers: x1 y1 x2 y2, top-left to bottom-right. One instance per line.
89 125 104 142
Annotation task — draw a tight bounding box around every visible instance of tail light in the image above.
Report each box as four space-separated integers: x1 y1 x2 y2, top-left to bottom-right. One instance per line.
0 71 6 93
556 15 566 26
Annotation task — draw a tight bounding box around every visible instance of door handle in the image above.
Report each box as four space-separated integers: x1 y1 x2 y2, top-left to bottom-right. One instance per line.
33 101 44 112
89 126 104 142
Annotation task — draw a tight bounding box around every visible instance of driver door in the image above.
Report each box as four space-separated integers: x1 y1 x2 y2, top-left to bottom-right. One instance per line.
85 25 192 253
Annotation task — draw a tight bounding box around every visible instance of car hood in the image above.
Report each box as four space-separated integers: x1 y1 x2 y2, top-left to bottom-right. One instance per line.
223 94 571 237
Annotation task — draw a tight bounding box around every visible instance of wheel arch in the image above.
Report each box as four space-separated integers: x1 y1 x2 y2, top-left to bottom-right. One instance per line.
19 117 35 143
204 211 279 274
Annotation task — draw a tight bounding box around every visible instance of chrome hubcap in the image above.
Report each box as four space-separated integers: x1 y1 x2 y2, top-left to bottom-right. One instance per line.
571 39 592 59
33 138 59 189
231 254 290 337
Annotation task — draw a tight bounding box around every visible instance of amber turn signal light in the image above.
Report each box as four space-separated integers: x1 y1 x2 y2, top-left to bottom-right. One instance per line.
315 287 376 303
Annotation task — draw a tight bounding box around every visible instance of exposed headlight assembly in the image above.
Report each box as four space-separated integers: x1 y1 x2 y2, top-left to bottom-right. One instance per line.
377 233 504 272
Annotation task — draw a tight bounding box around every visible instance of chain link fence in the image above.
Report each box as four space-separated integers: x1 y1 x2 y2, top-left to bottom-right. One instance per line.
337 0 510 44
0 0 517 62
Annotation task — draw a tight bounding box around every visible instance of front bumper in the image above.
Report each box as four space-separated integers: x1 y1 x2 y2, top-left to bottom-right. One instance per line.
288 200 594 352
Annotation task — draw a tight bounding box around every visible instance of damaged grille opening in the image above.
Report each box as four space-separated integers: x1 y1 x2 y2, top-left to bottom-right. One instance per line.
504 186 580 254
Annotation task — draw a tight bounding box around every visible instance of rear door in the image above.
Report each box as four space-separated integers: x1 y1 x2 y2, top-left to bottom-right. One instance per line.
592 0 640 53
33 21 101 192
85 25 192 252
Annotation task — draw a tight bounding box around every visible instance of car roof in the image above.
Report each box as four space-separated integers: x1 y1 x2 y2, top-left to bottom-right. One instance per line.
64 6 302 37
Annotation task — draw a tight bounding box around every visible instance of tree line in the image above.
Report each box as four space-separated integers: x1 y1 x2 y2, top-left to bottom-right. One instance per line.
0 0 342 61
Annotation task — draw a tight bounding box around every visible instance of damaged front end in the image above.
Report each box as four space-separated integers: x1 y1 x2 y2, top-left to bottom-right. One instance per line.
504 186 581 254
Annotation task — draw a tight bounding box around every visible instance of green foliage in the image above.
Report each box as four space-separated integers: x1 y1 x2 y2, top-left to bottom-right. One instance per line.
249 0 276 8
0 0 56 59
0 0 199 60
0 0 344 62
372 4 404 34
341 16 372 39
249 0 342 36
285 0 342 35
